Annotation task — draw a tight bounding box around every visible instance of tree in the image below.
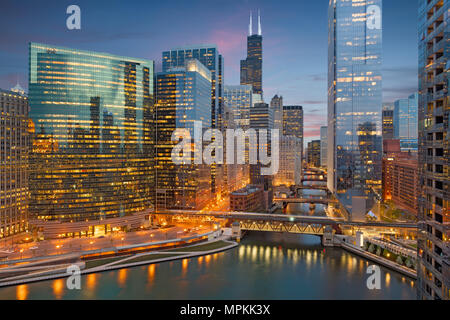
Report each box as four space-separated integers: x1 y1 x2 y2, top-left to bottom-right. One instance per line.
376 246 382 256
368 244 375 253
396 255 404 265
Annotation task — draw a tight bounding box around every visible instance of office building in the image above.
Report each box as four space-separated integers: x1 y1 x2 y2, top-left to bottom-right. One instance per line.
382 103 395 140
155 59 212 210
382 140 419 216
241 11 263 99
0 89 29 238
28 43 155 238
417 0 449 300
320 126 328 168
230 185 263 213
394 93 419 152
274 135 302 187
270 94 283 131
162 45 224 195
250 102 273 210
307 140 321 168
328 0 383 221
223 85 252 129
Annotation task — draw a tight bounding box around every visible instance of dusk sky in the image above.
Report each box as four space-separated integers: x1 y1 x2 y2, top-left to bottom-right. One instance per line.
0 0 418 142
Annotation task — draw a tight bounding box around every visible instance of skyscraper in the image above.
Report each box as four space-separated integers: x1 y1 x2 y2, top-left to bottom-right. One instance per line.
393 93 418 152
155 59 212 210
250 102 273 210
270 94 283 131
320 126 328 168
241 11 263 99
223 85 253 129
417 0 449 301
307 140 321 168
382 103 394 140
162 45 224 195
328 0 383 221
0 89 29 239
28 43 155 238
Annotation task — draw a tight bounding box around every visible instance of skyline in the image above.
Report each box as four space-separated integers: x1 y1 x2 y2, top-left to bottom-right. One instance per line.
0 0 418 143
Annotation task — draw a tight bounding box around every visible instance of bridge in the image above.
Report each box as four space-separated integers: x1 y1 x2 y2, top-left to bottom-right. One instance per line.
295 185 328 191
153 210 418 238
273 197 337 207
302 177 326 182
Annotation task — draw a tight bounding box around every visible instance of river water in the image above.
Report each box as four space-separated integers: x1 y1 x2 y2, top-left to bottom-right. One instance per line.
0 232 416 300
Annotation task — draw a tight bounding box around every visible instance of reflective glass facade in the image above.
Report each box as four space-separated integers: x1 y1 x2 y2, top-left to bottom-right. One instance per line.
162 45 223 195
393 92 418 152
155 60 212 210
28 43 155 223
328 0 383 220
241 35 263 98
223 85 252 129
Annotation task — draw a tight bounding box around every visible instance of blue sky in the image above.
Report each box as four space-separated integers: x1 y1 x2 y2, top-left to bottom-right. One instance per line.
0 0 418 141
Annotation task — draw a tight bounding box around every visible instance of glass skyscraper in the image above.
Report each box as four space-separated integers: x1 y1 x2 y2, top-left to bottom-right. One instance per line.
155 59 212 210
162 45 223 195
28 43 155 236
328 0 383 221
223 85 253 129
241 12 263 98
393 92 418 152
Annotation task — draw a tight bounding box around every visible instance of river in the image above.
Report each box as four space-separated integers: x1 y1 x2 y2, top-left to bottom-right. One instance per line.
0 232 416 300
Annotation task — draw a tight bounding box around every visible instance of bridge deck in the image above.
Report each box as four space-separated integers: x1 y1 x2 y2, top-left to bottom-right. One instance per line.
155 210 418 229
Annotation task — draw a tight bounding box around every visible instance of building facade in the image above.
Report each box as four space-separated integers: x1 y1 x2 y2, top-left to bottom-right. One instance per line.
274 135 302 187
0 89 29 238
382 103 394 140
223 85 252 129
241 12 263 98
328 0 383 221
382 151 419 216
270 94 283 131
28 43 155 238
250 102 273 210
417 0 449 300
162 45 224 196
320 126 328 168
230 185 263 213
155 59 212 210
394 93 418 152
307 140 321 168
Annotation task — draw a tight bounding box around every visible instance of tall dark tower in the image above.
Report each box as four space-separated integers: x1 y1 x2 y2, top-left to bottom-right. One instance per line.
241 11 263 98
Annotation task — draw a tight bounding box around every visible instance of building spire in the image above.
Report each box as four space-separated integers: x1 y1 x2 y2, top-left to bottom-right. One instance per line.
258 10 262 36
249 11 253 36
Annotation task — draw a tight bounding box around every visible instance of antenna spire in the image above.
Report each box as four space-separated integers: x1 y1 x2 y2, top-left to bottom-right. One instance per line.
249 11 253 35
258 10 262 35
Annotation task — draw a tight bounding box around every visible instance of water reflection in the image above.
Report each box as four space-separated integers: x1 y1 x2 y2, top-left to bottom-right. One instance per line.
0 232 417 300
16 284 28 300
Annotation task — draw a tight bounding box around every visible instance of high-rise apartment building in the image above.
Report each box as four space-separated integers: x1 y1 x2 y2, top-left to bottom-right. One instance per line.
155 59 212 210
0 89 29 239
394 93 418 152
28 43 155 238
328 0 383 221
162 45 224 195
417 0 449 300
223 85 252 129
382 103 394 140
320 126 328 168
241 12 263 99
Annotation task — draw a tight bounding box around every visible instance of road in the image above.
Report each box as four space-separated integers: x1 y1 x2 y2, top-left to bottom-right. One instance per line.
0 225 212 262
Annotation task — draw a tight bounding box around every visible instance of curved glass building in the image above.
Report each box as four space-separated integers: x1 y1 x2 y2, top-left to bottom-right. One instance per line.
28 43 155 236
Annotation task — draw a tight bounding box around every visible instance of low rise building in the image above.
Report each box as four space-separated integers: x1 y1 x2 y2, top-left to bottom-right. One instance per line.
230 185 264 212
